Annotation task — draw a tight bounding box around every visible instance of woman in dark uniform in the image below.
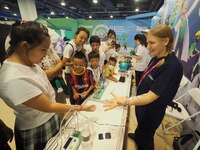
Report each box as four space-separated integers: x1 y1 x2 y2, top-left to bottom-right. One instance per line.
104 24 183 150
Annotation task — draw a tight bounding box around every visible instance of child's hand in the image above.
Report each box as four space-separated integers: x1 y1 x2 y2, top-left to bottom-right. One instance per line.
80 92 88 99
114 78 119 83
73 93 80 100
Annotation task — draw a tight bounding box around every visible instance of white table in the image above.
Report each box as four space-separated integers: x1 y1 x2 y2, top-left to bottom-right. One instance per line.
45 71 133 150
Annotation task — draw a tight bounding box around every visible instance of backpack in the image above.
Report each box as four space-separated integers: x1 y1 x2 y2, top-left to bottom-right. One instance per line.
173 130 200 150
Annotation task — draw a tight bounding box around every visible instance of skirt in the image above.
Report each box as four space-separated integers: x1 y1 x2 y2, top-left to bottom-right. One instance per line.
15 114 60 150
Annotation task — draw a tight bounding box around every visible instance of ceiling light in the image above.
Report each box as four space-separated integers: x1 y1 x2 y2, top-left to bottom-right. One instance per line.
89 15 92 19
93 0 98 4
13 13 17 16
4 5 9 10
61 2 65 6
66 16 69 19
110 15 113 18
135 8 139 12
135 0 139 1
50 11 55 15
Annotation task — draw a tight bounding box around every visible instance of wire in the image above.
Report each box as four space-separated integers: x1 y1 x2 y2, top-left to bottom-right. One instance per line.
79 111 126 127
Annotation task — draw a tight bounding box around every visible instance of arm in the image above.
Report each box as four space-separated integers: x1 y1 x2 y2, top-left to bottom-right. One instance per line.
63 57 73 66
45 58 63 78
23 93 96 112
132 55 142 60
72 86 80 100
107 76 118 82
104 91 159 111
101 42 115 54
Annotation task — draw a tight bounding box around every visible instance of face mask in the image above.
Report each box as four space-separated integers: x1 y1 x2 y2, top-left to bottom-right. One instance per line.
108 65 114 70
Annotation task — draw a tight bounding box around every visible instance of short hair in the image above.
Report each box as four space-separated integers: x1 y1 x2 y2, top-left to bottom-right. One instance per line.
89 35 100 44
73 51 87 63
88 51 100 61
147 24 173 52
134 34 147 47
109 57 117 63
75 27 90 39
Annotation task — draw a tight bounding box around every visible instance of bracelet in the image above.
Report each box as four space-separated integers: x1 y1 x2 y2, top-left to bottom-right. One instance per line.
79 105 83 111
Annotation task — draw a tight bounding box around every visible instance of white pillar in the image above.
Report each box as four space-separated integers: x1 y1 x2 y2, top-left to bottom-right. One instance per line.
17 0 38 21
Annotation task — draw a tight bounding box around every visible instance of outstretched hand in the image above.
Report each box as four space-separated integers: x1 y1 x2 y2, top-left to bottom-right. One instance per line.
103 92 128 111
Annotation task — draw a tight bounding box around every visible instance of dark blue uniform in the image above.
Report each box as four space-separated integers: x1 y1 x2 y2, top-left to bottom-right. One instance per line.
135 52 183 150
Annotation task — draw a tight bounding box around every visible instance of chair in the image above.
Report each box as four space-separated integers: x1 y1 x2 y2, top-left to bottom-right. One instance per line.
173 75 189 100
178 75 189 91
163 88 200 133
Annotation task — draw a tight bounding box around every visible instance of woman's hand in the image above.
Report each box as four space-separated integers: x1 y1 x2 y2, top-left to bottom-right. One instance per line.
83 105 96 112
103 92 128 111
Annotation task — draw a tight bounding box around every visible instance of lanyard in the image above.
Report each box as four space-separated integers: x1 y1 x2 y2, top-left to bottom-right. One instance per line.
138 60 160 86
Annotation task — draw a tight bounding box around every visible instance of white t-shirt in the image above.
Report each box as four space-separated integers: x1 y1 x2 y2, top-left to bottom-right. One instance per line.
87 66 101 83
86 50 106 73
63 40 82 73
0 61 55 130
38 47 60 70
135 45 150 71
100 42 118 61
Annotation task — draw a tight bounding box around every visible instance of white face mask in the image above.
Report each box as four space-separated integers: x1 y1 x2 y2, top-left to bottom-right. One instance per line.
108 65 114 70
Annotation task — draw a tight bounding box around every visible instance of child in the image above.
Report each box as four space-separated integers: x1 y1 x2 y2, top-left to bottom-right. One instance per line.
71 52 95 105
104 57 118 82
88 35 105 73
87 51 101 89
0 21 96 150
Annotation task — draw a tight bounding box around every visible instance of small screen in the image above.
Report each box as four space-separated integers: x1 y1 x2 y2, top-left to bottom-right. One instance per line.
63 137 73 148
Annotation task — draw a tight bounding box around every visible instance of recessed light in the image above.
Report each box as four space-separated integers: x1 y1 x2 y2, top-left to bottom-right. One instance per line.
93 0 98 4
4 6 9 10
135 8 139 12
61 2 65 6
110 15 113 18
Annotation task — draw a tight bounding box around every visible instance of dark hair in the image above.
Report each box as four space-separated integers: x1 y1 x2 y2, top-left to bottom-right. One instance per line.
8 21 49 56
109 57 117 63
75 27 90 39
73 51 87 63
89 35 100 44
134 34 147 47
88 51 100 61
107 29 116 38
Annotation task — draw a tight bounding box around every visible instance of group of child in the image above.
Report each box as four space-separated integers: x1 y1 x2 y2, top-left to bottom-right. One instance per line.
65 32 119 105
